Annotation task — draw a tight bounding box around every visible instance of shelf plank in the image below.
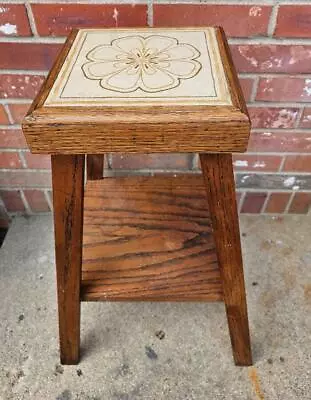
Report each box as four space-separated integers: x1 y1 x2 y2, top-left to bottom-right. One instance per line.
81 175 223 301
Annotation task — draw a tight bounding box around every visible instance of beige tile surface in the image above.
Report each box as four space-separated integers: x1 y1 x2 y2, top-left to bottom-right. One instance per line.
45 28 232 107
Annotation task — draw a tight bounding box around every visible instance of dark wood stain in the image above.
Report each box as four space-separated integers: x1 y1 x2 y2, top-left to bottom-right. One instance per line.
81 175 223 302
52 154 84 364
21 27 252 366
87 154 104 180
200 154 252 366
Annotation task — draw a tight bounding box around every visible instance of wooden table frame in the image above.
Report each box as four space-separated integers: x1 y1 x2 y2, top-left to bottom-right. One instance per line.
23 26 252 366
51 152 252 366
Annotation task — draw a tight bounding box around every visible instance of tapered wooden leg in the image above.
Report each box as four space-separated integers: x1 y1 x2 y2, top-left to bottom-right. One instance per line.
87 154 104 180
51 155 85 364
200 153 252 366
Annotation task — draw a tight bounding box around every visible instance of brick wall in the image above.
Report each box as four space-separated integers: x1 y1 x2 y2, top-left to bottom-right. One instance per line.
1 1 311 221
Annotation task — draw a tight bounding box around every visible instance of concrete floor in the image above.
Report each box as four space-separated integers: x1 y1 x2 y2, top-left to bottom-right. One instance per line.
0 215 311 400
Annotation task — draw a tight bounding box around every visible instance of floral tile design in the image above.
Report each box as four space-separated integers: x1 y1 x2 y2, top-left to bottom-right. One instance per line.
44 28 231 106
82 35 202 94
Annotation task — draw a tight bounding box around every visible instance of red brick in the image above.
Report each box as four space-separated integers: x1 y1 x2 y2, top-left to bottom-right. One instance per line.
0 190 25 212
275 6 311 38
240 192 267 213
24 153 51 169
256 78 311 102
24 190 50 212
249 107 299 129
233 154 282 172
231 45 311 74
248 131 311 153
283 155 311 173
0 171 51 187
288 193 311 214
8 103 31 124
0 152 22 169
0 105 9 124
111 154 192 170
265 193 291 213
0 4 31 37
154 5 271 37
32 4 147 36
239 78 254 102
0 43 61 70
0 74 45 99
299 108 311 128
0 129 27 149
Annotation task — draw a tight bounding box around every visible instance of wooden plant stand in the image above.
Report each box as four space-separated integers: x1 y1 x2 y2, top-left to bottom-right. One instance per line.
22 27 252 366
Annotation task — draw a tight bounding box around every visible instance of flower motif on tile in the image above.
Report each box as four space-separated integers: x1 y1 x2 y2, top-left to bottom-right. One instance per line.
82 35 202 93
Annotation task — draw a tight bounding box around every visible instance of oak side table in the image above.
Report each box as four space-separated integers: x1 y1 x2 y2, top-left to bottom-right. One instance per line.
22 27 252 366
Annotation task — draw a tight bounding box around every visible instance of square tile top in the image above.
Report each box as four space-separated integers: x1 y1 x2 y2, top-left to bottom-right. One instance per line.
22 27 250 155
45 28 232 107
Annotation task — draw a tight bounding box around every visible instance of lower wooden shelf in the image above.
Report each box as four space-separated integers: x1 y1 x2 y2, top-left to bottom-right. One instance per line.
81 175 223 302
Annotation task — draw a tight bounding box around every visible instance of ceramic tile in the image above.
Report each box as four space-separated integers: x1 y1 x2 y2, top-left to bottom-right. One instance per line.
45 28 231 107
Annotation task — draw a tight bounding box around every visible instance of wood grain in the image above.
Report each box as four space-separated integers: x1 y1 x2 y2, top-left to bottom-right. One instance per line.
23 106 249 154
21 27 250 154
81 175 223 301
200 154 252 366
21 26 252 366
216 26 250 117
87 154 104 180
26 29 78 115
51 154 84 365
